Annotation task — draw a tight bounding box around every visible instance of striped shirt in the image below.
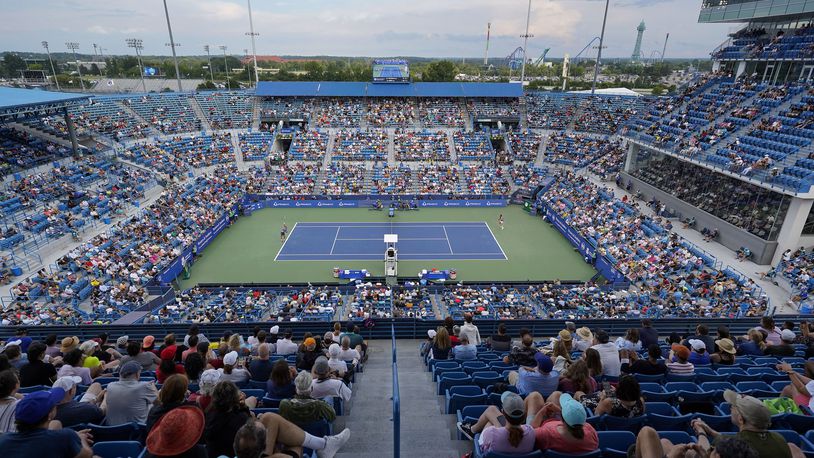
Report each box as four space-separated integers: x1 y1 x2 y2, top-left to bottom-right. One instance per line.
0 397 17 433
666 361 695 375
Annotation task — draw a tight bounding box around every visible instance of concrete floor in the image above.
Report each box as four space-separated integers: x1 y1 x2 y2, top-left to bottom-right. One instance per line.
332 339 472 458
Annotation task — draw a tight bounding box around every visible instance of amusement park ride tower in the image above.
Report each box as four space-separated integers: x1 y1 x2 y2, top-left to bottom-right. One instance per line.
632 20 646 61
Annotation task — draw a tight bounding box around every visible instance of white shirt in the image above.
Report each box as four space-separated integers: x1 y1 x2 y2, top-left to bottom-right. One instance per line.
591 342 622 377
327 358 347 376
275 338 298 355
460 322 482 345
311 378 352 401
338 348 360 363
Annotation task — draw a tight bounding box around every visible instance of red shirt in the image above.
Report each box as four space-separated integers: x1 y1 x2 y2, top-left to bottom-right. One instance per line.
156 364 186 384
535 420 598 454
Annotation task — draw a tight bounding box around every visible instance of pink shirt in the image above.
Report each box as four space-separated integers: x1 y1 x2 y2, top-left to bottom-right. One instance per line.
535 420 598 454
480 425 535 454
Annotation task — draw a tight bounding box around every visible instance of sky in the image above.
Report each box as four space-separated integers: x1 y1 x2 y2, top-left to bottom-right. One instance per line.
3 0 737 59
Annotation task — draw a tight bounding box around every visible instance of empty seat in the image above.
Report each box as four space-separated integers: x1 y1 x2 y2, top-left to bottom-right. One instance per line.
597 431 637 458
92 441 143 458
446 385 486 414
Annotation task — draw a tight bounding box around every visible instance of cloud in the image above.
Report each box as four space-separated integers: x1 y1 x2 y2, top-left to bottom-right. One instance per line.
2 0 732 58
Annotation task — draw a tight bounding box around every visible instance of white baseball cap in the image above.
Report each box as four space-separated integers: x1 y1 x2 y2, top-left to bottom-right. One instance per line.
781 329 796 342
223 351 239 366
53 376 83 391
688 339 706 351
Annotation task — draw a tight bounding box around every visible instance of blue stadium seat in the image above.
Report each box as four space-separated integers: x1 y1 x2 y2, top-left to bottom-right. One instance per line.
640 383 674 403
542 451 601 458
633 374 664 383
601 414 646 433
693 413 736 432
663 382 712 402
597 431 637 458
437 372 472 395
782 414 814 436
462 361 490 375
735 381 777 398
457 405 489 440
433 363 462 381
92 441 143 458
658 431 695 444
85 423 145 442
446 386 486 414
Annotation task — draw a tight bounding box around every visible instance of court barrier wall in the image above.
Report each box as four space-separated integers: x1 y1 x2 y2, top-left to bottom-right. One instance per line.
539 202 627 284
242 196 509 212
156 204 238 284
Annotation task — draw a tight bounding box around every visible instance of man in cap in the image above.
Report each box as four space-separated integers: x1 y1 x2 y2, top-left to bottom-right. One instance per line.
457 391 535 455
764 329 796 357
268 325 280 345
0 387 94 458
687 339 711 365
296 337 323 372
509 353 560 397
691 390 803 458
310 357 352 402
279 371 336 426
104 361 157 425
114 335 129 354
667 343 695 375
682 324 715 353
275 330 298 356
53 376 105 427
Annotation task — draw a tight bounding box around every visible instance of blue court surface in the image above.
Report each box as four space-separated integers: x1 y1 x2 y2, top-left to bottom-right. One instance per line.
275 222 507 261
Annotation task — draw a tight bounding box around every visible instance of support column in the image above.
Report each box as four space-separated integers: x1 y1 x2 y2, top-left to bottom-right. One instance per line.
624 142 638 173
735 61 747 79
772 196 814 265
712 61 721 73
63 107 80 157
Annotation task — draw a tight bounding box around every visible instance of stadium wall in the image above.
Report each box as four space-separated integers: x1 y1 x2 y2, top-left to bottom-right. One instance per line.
622 172 777 264
0 317 794 342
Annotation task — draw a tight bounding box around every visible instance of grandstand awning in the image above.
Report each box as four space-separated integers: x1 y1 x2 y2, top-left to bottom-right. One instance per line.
0 87 90 120
256 81 522 98
569 87 642 97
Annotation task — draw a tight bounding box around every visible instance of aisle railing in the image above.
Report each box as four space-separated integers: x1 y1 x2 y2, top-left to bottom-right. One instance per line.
391 323 400 458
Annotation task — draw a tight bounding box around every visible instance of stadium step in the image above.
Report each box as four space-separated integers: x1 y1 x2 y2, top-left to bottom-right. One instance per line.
534 130 551 167
9 122 73 149
394 339 472 458
251 99 262 130
187 96 213 131
115 101 159 136
386 130 396 166
446 131 457 163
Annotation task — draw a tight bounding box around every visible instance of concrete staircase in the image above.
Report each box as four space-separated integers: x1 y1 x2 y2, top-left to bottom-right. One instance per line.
323 129 336 168
188 96 213 132
446 130 458 163
115 101 159 136
387 130 396 166
230 131 247 170
534 130 552 167
251 99 262 130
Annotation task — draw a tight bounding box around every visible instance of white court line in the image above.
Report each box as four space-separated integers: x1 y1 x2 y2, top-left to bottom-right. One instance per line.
273 222 299 261
334 237 450 241
483 221 508 261
442 225 455 255
277 252 507 257
329 226 341 255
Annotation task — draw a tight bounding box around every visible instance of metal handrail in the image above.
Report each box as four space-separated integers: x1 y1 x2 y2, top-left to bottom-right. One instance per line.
391 323 400 458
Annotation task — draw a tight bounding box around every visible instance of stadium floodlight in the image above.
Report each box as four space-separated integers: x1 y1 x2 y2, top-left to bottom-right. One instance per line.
220 45 230 90
65 42 86 91
92 43 104 77
519 0 534 85
245 0 260 87
42 41 60 91
162 0 183 92
591 0 610 95
126 38 148 93
203 45 215 82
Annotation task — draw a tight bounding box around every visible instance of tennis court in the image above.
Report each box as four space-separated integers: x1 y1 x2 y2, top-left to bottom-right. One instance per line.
276 221 507 261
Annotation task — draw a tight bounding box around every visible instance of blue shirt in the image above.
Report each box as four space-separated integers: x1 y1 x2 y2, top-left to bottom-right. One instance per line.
0 428 81 458
452 344 477 360
516 369 560 396
688 352 711 365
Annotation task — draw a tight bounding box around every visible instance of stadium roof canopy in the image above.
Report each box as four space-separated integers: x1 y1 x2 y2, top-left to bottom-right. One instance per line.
569 87 642 97
256 81 523 98
0 87 90 121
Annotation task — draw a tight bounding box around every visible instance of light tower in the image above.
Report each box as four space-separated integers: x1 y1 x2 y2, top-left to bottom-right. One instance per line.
632 20 646 61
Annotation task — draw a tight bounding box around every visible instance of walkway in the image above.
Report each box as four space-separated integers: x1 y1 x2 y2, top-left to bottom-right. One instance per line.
333 339 393 458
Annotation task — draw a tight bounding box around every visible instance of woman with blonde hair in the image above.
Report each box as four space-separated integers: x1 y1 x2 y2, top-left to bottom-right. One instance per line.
552 339 572 372
430 327 452 360
737 329 766 356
